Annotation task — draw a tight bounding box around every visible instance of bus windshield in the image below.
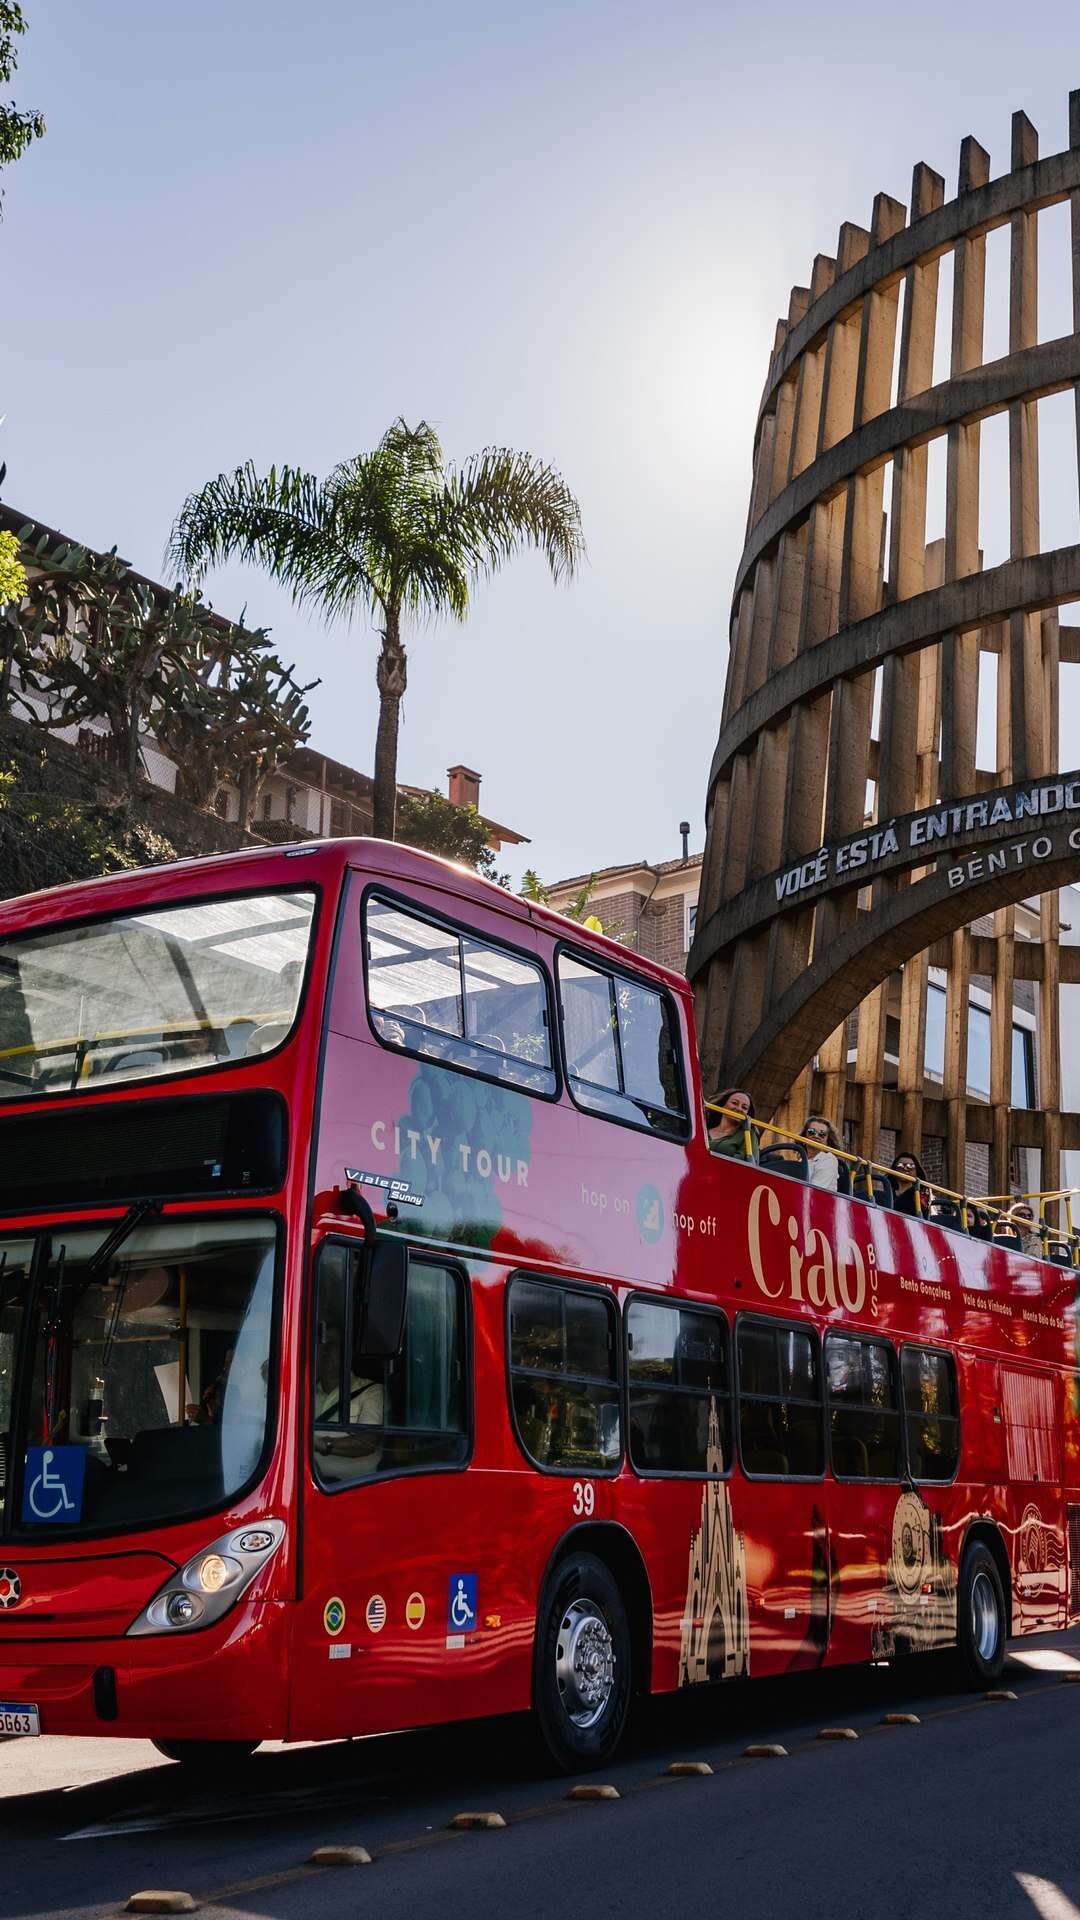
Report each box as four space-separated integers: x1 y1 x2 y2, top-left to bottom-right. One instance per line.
0 1217 277 1536
0 889 315 1100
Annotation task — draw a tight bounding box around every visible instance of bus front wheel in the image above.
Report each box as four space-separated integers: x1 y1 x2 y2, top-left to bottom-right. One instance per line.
152 1739 261 1768
533 1552 632 1772
956 1541 1007 1687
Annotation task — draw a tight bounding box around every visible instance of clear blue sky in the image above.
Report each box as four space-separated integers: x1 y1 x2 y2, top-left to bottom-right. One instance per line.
4 2 1079 884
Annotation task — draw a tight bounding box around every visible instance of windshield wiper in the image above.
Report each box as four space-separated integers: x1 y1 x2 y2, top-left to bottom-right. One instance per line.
41 1203 162 1436
83 1199 163 1286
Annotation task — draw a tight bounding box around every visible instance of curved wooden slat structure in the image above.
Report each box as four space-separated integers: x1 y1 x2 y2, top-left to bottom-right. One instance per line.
690 90 1080 1210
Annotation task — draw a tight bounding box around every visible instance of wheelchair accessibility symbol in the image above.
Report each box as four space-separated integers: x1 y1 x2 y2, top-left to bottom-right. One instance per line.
22 1446 86 1525
447 1572 477 1633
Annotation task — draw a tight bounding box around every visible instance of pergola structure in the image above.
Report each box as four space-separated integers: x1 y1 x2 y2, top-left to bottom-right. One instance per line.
690 89 1080 1213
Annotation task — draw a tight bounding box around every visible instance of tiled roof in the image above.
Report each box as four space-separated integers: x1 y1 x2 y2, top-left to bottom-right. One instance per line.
547 851 703 894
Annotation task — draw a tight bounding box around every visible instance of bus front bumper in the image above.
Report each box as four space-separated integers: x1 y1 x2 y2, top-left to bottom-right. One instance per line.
0 1599 290 1742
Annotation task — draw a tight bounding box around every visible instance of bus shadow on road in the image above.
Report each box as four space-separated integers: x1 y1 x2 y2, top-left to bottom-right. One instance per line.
9 1628 1077 1843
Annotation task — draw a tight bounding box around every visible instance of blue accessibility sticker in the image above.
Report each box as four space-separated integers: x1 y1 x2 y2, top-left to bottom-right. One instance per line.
447 1572 477 1634
22 1445 86 1525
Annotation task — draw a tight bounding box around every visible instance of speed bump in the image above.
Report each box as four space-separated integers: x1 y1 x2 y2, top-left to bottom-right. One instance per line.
984 1689 1018 1701
881 1712 920 1725
666 1761 714 1776
817 1727 858 1741
449 1811 506 1830
743 1744 787 1758
309 1846 372 1866
125 1897 196 1915
567 1783 620 1800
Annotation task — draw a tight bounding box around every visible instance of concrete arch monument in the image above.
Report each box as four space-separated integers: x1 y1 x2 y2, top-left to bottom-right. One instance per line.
690 89 1080 1204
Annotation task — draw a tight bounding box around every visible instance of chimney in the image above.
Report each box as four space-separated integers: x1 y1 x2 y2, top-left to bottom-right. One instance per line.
680 820 690 862
448 765 481 811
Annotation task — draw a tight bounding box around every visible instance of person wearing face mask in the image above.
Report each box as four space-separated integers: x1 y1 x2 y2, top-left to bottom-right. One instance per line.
708 1087 759 1161
802 1114 843 1191
891 1149 930 1217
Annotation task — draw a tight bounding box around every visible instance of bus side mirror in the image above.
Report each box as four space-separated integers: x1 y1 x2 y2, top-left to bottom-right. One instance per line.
352 1238 407 1359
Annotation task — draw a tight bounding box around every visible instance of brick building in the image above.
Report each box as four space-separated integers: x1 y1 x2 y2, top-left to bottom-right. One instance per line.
545 851 703 974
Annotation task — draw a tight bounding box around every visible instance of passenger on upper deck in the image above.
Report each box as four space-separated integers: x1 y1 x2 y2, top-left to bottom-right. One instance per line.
891 1149 930 1218
802 1114 842 1192
1006 1200 1043 1257
708 1087 759 1162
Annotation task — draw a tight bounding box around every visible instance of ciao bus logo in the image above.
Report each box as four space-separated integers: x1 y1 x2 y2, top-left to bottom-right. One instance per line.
747 1183 876 1317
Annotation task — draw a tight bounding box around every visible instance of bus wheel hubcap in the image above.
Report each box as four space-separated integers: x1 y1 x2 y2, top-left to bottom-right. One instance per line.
556 1601 615 1728
970 1569 999 1661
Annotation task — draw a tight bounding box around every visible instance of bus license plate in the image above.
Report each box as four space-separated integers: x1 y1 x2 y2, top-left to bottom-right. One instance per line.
0 1702 40 1736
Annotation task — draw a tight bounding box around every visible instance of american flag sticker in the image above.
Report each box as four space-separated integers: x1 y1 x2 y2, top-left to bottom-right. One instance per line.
365 1594 387 1633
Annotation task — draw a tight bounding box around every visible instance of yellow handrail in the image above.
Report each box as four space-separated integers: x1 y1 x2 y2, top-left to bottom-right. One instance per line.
705 1100 1080 1255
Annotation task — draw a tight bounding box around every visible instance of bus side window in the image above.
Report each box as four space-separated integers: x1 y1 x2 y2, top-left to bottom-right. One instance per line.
626 1298 731 1475
557 952 688 1138
825 1333 901 1480
364 894 556 1095
312 1245 469 1487
508 1276 620 1472
736 1317 824 1479
900 1346 960 1482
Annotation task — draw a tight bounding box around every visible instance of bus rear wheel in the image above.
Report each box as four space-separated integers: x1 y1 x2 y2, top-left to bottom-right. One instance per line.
152 1739 261 1768
533 1552 632 1772
956 1541 1007 1687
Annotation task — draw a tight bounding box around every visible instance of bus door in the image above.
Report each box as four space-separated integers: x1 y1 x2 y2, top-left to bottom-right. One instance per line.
822 1331 905 1661
735 1316 831 1672
1000 1363 1066 1631
292 1234 477 1740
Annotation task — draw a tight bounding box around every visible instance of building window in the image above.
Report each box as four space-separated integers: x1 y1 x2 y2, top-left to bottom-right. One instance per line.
261 792 273 822
825 1333 901 1480
626 1298 730 1476
312 1245 468 1486
736 1317 824 1479
330 799 346 836
508 1277 620 1471
924 982 1034 1105
213 790 229 820
557 952 687 1136
686 899 698 949
365 894 556 1095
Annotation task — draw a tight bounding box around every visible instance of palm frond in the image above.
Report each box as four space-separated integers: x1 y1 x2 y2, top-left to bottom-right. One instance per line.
166 462 379 624
440 448 585 586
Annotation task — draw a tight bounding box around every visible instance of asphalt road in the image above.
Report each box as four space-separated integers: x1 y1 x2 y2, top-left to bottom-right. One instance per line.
6 1633 1080 1920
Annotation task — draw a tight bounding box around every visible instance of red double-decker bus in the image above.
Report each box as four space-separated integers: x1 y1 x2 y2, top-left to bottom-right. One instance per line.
0 838 1076 1768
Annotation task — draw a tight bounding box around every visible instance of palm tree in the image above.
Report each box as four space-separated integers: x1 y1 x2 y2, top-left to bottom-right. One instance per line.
168 419 584 840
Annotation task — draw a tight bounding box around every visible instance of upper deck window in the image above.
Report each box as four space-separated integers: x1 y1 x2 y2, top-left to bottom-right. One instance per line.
557 952 687 1136
365 895 556 1095
0 890 316 1102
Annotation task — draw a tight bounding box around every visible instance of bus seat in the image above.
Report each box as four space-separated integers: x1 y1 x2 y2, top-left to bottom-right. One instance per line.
831 1433 870 1478
836 1163 852 1197
927 1198 965 1233
869 1173 894 1209
109 1049 166 1079
759 1144 808 1181
992 1223 1023 1251
750 1449 789 1476
1047 1242 1074 1267
244 1021 292 1057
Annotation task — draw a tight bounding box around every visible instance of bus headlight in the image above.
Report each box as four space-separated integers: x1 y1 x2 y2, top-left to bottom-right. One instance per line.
186 1552 241 1595
128 1520 285 1636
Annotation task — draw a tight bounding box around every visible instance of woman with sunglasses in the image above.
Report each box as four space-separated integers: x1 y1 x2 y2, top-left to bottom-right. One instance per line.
802 1114 842 1191
891 1148 930 1217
